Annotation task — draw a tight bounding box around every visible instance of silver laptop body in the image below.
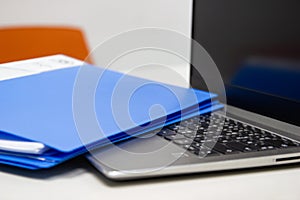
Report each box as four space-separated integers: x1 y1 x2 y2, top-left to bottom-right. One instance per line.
87 0 300 180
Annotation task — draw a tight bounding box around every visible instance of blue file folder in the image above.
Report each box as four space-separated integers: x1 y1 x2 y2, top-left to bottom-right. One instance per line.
0 65 222 169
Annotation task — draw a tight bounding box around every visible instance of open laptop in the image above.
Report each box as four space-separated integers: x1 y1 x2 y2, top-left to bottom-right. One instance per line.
87 0 300 180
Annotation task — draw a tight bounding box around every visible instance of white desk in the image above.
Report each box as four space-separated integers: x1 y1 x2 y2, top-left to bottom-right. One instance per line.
1 157 300 200
1 66 300 200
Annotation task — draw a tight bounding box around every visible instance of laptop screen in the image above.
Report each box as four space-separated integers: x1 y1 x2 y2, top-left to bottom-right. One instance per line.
191 0 300 126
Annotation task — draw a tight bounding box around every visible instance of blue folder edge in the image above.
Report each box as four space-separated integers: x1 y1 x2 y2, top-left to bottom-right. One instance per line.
0 65 224 169
0 103 223 170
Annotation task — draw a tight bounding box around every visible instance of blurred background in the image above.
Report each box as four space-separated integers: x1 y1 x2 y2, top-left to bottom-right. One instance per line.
0 0 192 86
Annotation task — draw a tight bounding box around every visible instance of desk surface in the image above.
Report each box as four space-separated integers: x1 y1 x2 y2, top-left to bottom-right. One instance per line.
1 66 300 200
1 156 300 200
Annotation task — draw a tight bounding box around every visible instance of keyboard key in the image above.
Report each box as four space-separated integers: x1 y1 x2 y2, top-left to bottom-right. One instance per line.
264 139 284 148
167 125 180 131
183 145 198 154
158 129 176 136
164 134 185 141
173 138 193 145
212 143 240 154
191 142 202 148
198 149 220 157
226 141 255 152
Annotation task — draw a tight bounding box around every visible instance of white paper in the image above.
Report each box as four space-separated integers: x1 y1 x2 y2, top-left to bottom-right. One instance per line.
0 54 84 81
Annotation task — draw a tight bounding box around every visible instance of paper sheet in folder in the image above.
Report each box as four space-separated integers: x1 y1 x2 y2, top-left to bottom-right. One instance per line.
0 59 222 169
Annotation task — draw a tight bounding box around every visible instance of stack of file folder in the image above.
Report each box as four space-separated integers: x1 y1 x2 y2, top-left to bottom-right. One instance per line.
0 55 223 170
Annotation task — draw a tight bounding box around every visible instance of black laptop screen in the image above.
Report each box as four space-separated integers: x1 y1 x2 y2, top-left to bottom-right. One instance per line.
191 0 300 126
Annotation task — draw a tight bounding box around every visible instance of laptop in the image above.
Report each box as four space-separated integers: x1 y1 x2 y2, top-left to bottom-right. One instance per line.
87 0 300 180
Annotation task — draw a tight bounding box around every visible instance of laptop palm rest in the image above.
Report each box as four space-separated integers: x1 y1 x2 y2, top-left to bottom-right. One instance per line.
88 135 199 173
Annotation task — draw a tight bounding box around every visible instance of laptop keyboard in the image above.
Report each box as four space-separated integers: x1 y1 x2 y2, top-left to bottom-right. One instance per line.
157 113 300 157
